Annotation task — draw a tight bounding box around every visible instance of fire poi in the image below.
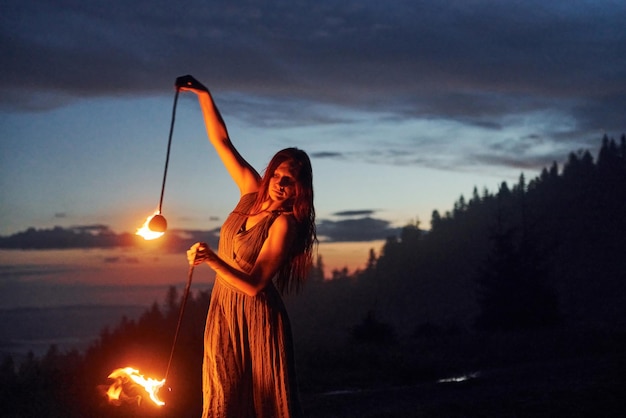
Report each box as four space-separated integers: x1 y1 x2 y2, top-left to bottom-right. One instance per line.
136 79 181 240
105 77 201 408
106 367 166 407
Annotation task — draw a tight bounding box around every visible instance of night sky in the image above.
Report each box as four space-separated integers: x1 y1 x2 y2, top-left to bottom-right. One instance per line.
1 0 625 297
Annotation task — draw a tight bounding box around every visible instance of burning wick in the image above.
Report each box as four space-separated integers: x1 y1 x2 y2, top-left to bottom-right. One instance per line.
106 367 166 407
134 86 180 241
136 211 167 240
148 214 168 232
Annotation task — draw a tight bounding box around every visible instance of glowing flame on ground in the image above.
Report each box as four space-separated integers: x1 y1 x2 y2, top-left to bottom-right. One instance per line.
106 367 166 406
136 212 165 240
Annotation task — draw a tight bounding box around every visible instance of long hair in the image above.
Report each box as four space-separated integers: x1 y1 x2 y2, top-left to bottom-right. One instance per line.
252 147 317 294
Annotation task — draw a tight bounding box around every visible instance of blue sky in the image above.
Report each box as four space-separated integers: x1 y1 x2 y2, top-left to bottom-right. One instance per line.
1 0 625 265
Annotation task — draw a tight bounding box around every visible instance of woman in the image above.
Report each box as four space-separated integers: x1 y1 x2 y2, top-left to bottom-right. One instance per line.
180 75 316 417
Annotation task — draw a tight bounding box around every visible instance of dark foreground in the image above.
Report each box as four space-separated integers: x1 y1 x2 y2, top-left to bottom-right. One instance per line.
301 355 624 417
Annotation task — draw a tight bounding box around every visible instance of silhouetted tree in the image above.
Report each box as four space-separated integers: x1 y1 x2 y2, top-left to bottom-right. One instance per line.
365 248 377 272
308 253 326 282
430 209 442 230
474 225 559 331
0 355 18 416
331 266 350 280
164 286 180 318
350 311 396 345
475 169 560 331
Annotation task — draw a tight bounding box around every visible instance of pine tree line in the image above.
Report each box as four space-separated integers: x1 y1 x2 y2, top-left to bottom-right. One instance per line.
347 134 626 335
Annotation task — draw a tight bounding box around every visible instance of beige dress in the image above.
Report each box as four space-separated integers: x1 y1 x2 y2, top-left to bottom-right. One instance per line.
202 193 302 417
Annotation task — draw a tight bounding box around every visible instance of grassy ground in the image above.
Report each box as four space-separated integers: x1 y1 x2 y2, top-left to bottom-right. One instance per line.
297 324 626 418
301 354 624 417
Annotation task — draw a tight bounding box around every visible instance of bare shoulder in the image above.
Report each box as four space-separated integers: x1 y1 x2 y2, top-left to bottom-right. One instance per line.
270 212 297 238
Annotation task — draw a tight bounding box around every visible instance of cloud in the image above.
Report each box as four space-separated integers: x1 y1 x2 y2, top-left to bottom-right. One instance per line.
2 0 624 170
311 151 345 159
0 264 75 281
0 226 129 250
0 217 400 248
0 225 220 253
333 210 377 217
316 209 404 242
102 256 140 264
317 217 401 242
4 1 624 107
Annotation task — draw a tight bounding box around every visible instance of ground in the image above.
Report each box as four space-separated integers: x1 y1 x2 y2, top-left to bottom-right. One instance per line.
301 355 624 417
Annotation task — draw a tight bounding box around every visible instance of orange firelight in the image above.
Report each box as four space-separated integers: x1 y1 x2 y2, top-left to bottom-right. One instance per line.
136 211 166 240
106 367 166 407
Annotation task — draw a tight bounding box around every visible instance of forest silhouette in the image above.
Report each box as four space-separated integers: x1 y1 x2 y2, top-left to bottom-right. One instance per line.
1 135 625 417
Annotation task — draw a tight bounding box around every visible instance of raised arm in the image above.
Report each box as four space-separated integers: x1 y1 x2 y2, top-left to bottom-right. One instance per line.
176 75 260 195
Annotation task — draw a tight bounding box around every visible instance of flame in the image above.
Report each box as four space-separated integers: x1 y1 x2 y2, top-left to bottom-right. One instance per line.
106 367 166 406
136 211 164 240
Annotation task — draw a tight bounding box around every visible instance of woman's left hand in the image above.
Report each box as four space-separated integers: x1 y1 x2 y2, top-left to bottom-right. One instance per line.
176 75 209 94
187 242 212 266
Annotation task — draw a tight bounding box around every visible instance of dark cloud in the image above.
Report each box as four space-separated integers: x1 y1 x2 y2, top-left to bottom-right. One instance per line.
69 224 111 233
0 225 220 253
310 151 345 159
317 217 401 242
4 1 624 106
102 256 140 264
0 219 397 248
2 0 624 168
0 226 131 250
0 264 75 280
333 210 376 217
174 229 221 251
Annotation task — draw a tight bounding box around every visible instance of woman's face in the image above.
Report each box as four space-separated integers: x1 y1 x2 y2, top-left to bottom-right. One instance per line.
268 161 297 203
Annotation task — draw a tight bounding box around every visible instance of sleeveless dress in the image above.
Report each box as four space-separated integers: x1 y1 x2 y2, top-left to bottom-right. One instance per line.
202 193 302 418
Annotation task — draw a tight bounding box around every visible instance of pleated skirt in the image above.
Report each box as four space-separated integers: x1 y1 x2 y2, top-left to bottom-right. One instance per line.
201 278 302 418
